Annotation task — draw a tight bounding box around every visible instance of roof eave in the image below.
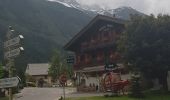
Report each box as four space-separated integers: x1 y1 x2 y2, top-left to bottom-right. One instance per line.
64 15 126 51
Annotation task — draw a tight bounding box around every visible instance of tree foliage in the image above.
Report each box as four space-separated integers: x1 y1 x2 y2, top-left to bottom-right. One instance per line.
0 63 4 78
48 50 72 82
0 0 91 71
0 0 90 85
48 50 61 81
119 14 170 91
129 74 144 98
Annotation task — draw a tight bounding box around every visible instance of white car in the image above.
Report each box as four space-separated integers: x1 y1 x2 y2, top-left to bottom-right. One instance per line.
52 83 60 87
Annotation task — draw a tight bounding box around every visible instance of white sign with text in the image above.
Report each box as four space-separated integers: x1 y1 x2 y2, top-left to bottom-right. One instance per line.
0 77 19 88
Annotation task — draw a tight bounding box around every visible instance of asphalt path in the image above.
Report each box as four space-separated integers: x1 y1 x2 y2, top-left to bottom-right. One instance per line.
14 87 76 100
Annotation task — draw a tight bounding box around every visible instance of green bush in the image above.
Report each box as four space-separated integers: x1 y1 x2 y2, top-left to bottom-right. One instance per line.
129 75 144 98
104 94 109 97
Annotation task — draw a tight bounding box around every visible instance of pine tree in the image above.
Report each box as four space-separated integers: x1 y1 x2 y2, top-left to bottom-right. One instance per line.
0 63 4 78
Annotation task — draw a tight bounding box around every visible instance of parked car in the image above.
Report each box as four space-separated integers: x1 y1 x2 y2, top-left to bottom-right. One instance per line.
52 83 60 87
26 82 36 87
67 82 73 86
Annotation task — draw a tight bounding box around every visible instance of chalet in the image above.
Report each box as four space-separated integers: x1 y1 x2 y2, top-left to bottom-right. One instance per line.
64 15 130 92
26 63 52 87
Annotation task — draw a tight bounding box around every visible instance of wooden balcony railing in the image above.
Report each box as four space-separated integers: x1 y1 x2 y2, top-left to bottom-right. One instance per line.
80 32 120 51
74 59 105 69
81 42 88 48
74 53 121 70
81 41 116 52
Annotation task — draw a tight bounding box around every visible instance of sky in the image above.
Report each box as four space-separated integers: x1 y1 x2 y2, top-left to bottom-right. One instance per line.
76 0 170 15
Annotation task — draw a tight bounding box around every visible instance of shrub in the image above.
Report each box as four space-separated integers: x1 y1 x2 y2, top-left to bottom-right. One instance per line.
129 74 144 98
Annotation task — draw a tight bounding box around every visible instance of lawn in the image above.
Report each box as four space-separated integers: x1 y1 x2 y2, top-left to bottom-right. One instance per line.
0 97 8 100
66 94 170 100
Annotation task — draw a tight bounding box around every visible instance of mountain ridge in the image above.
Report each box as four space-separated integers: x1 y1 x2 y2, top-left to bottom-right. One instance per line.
48 0 145 20
0 0 145 71
0 0 92 67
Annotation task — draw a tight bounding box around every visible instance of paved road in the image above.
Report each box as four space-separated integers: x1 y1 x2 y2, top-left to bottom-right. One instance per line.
14 87 76 100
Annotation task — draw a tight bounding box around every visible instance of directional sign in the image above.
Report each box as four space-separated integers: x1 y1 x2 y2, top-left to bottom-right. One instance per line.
105 63 117 71
6 29 14 39
0 77 19 88
67 55 75 64
59 74 67 85
4 48 22 59
4 37 20 48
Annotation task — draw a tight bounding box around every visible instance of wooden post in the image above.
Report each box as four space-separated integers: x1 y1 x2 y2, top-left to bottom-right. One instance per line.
9 67 13 100
6 27 13 100
63 84 65 100
4 26 24 100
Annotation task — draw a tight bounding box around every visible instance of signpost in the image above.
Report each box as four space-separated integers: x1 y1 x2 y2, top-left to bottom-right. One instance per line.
59 74 67 100
0 77 19 88
105 63 117 71
103 72 112 91
66 55 74 64
104 63 118 95
60 74 67 84
4 48 22 59
3 26 24 100
4 35 23 48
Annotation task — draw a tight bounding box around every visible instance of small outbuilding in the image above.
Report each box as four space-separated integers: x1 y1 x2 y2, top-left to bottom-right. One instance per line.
26 63 52 87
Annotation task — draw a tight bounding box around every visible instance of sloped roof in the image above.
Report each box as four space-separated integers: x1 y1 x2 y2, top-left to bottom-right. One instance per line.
26 63 50 76
64 15 126 51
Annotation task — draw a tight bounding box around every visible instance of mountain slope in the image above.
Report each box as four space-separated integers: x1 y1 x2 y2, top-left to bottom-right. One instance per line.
0 0 91 67
98 7 145 20
49 0 145 20
0 0 145 71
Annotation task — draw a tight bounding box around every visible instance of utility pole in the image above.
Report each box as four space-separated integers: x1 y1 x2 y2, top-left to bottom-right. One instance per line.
3 26 24 100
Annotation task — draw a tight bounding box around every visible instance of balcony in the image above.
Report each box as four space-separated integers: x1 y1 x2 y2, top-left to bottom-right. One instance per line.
74 52 121 70
74 59 105 69
109 52 121 63
80 31 120 52
81 42 88 48
81 40 116 52
91 39 98 43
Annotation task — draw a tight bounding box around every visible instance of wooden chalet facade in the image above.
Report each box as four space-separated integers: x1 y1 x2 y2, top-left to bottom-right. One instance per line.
64 15 128 92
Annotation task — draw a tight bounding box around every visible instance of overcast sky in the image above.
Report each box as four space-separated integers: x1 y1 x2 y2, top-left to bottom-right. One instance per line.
76 0 170 15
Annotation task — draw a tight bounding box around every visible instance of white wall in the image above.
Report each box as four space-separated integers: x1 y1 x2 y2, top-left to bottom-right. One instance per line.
121 74 131 80
84 73 130 87
85 77 99 86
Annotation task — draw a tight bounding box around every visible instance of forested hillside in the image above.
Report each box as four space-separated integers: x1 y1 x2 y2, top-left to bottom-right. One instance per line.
0 0 91 70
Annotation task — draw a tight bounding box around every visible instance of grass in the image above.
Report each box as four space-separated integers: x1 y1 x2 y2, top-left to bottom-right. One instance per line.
66 94 170 100
67 96 134 100
0 97 8 100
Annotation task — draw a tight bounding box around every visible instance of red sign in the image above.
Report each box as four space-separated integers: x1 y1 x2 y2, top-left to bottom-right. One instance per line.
59 74 67 85
104 73 112 90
